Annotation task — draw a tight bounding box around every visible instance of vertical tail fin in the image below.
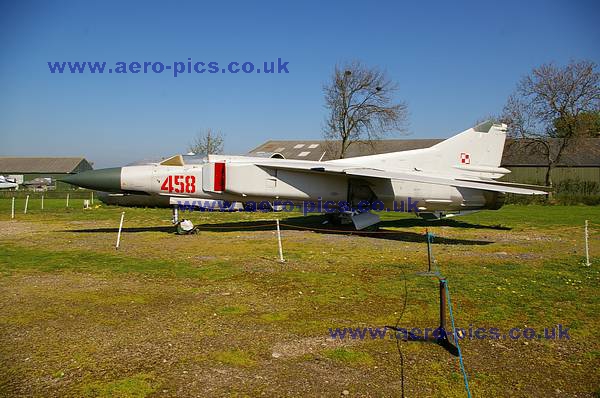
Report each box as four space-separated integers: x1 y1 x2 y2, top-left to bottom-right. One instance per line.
429 121 507 171
328 121 510 178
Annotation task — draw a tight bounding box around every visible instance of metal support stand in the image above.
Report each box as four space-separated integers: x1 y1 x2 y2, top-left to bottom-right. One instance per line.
387 277 458 356
435 278 459 356
387 228 458 355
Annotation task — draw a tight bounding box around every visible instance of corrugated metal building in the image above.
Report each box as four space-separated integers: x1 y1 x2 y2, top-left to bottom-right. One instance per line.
0 157 93 189
249 138 600 185
250 139 445 161
501 139 600 185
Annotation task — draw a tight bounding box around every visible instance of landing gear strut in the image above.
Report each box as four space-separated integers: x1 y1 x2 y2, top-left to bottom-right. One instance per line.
172 206 179 224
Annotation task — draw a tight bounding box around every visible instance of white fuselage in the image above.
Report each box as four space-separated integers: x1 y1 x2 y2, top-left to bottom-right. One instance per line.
119 158 501 214
0 177 18 190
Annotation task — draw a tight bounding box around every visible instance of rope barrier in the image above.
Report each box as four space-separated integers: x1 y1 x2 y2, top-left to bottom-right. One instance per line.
524 225 591 232
428 232 471 398
444 279 472 398
427 283 470 396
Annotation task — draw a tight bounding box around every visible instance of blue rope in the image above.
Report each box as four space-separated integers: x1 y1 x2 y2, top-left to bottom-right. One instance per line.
444 280 472 398
426 230 471 397
426 231 435 243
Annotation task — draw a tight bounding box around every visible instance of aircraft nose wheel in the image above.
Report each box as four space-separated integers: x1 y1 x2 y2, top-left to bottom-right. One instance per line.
176 219 197 235
172 206 198 235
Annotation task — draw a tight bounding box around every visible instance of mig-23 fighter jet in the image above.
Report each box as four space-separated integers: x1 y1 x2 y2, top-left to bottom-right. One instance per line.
62 121 548 230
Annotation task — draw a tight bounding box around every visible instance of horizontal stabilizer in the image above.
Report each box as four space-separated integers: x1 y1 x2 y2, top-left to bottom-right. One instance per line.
456 179 552 192
345 168 549 195
452 165 511 174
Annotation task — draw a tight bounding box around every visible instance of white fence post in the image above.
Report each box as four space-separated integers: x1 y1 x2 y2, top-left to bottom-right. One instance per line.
585 220 591 266
116 212 125 249
276 219 284 263
11 197 15 219
24 195 29 214
66 193 70 207
41 194 44 210
91 191 94 205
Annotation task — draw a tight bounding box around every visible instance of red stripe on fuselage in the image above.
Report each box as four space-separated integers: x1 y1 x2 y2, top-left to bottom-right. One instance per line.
214 162 226 191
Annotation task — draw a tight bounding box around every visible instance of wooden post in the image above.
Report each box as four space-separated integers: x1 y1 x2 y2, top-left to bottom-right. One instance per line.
11 197 15 219
41 194 44 210
116 212 125 249
91 191 94 205
24 195 29 214
66 193 70 207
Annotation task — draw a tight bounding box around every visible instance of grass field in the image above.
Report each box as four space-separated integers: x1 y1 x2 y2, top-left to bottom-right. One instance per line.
0 198 599 397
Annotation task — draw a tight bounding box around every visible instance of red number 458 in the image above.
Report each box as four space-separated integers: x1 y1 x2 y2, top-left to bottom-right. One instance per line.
161 175 195 194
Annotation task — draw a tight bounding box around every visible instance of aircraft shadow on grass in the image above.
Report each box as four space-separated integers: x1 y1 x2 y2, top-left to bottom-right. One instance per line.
66 225 175 233
67 214 499 245
378 217 511 231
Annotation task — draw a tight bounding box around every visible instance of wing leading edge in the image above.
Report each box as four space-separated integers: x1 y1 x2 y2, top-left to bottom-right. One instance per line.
248 160 550 196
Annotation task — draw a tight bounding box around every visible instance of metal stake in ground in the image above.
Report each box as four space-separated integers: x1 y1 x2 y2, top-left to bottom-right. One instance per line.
116 212 125 250
24 195 29 214
276 219 285 263
416 229 437 277
426 228 432 272
585 220 591 266
385 277 458 357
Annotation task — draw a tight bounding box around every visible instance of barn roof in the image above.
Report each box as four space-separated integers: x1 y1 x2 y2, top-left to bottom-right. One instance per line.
0 157 92 173
249 138 600 166
250 139 444 162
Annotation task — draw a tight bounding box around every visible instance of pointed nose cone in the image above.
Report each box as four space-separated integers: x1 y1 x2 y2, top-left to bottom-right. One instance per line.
61 167 122 192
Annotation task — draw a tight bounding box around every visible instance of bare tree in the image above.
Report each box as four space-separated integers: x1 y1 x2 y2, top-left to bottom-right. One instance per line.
188 128 224 156
501 60 600 187
323 61 408 159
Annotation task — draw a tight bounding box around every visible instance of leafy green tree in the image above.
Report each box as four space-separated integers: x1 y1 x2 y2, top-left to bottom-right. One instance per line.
501 60 600 186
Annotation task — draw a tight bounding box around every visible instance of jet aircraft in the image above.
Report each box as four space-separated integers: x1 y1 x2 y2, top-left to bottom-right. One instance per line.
62 122 549 230
0 176 18 190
